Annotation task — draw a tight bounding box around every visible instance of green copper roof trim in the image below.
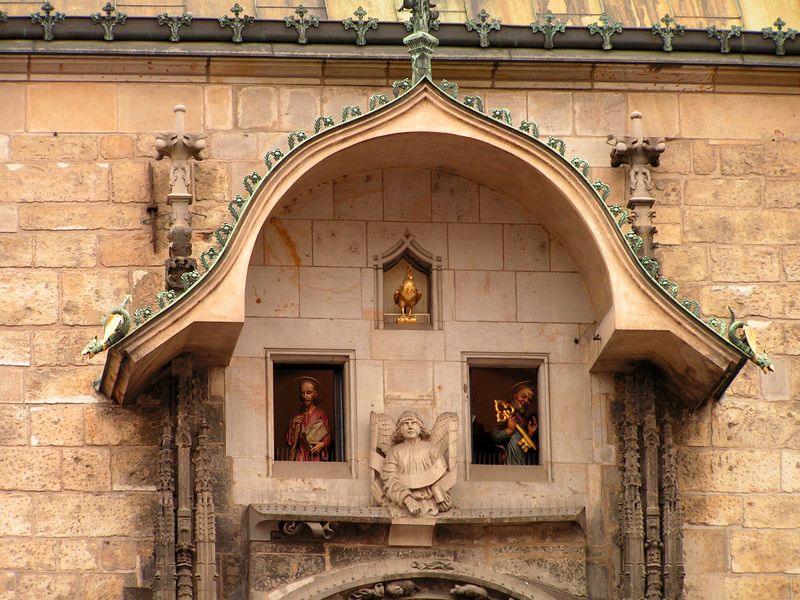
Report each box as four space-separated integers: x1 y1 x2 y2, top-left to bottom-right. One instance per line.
114 76 771 376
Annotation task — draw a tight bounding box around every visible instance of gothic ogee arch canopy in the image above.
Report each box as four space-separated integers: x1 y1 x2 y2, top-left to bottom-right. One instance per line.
95 75 770 406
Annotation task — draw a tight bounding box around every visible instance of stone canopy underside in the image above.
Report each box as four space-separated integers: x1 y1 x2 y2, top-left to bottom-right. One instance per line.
98 79 750 406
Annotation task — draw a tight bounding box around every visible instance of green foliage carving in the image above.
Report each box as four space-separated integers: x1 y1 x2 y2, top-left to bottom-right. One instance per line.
156 12 192 42
156 290 178 309
313 115 335 133
215 222 234 248
369 94 389 110
547 136 566 155
341 105 363 121
466 9 500 48
651 14 685 52
592 179 610 201
31 2 66 41
392 78 412 98
463 96 484 113
519 120 539 138
763 18 797 56
284 5 319 44
91 2 127 41
570 156 590 177
200 247 219 271
342 6 378 46
491 108 512 126
264 148 284 171
228 194 246 220
218 3 254 43
530 10 565 49
706 24 742 54
439 79 458 99
587 13 622 50
288 129 308 149
242 172 261 195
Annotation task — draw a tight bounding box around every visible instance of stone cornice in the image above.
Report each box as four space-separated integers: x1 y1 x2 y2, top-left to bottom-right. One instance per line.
2 53 800 91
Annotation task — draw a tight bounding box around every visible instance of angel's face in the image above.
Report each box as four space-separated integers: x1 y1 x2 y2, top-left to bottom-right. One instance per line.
399 418 421 440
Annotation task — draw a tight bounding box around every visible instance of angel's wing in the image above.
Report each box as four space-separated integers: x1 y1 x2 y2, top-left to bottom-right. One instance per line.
369 412 396 474
430 412 458 472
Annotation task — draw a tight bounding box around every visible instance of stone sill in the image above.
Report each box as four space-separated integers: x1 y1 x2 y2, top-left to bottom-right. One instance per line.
248 503 586 543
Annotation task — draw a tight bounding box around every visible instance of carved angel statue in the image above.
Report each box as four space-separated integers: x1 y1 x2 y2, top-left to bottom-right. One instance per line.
370 410 458 518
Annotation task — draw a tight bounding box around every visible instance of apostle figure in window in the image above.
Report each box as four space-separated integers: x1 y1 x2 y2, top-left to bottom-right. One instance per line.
490 382 538 465
285 377 331 461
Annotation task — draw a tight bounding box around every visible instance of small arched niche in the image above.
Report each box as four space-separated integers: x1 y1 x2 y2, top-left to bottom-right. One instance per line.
372 230 442 330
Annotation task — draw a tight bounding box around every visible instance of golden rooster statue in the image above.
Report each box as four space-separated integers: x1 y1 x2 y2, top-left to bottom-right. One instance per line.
393 267 423 323
81 295 133 358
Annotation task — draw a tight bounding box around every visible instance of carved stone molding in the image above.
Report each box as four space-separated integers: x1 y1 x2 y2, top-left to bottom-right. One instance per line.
271 558 580 600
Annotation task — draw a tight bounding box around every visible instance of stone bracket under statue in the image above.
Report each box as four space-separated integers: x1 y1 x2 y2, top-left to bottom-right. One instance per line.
246 504 585 547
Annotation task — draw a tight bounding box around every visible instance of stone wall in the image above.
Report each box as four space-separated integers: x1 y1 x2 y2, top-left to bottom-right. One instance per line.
1 58 799 599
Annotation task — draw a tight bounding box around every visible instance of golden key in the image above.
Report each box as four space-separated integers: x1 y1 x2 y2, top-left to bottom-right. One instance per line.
493 399 537 452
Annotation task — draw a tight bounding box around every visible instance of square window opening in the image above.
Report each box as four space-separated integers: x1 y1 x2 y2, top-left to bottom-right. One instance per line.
272 363 345 463
469 364 541 467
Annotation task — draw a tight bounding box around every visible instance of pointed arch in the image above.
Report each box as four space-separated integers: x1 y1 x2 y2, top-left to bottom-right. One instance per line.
100 80 744 404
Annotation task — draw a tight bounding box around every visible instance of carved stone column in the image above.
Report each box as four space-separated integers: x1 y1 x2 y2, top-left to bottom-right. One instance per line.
618 364 685 600
153 412 176 600
151 356 218 600
607 112 666 258
193 418 218 600
156 105 206 292
173 356 195 600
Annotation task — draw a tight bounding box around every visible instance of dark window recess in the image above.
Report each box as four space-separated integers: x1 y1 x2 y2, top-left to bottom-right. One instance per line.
273 363 345 462
469 366 539 466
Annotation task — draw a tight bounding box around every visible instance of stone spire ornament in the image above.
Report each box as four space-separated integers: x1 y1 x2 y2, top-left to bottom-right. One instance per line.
401 0 440 84
156 104 206 292
606 111 666 258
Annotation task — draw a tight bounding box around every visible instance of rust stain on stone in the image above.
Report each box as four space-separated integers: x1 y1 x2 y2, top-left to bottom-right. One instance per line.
271 218 302 266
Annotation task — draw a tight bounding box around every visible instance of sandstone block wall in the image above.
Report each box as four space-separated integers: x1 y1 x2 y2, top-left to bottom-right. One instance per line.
0 57 799 599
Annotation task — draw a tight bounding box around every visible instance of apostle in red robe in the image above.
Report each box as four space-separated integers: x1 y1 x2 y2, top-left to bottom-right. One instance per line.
285 377 331 461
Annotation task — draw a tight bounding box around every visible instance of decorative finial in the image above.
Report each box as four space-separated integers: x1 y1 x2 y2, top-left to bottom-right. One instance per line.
466 9 500 48
90 2 127 41
284 5 319 45
342 6 378 46
762 18 797 56
588 13 623 50
31 2 66 41
155 104 206 292
218 3 254 43
156 12 192 42
530 10 565 50
651 14 685 52
401 0 440 83
706 24 742 54
606 111 667 258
